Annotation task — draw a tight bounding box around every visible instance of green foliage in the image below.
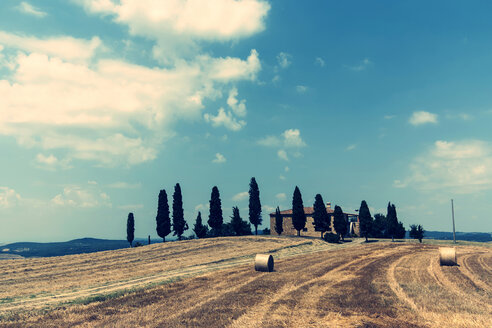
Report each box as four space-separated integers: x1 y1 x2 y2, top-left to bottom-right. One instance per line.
409 224 425 243
156 189 171 242
274 206 283 235
333 205 347 241
292 186 306 236
134 241 144 247
395 221 406 239
312 194 330 238
230 206 252 236
371 213 388 238
248 177 262 235
262 228 270 235
172 183 188 240
193 212 208 239
386 202 399 241
323 232 340 243
126 212 135 247
208 186 223 235
358 200 373 242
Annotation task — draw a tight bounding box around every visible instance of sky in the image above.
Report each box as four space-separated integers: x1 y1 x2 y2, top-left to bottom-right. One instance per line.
1 0 492 243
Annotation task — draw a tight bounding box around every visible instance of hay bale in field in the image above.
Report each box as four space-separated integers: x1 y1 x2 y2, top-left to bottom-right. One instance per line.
439 247 457 266
255 254 274 272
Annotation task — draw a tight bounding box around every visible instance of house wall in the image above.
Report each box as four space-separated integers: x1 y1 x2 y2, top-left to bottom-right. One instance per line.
270 215 360 237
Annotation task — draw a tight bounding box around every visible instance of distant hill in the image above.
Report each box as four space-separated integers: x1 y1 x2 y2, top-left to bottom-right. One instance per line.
424 231 492 242
0 238 156 258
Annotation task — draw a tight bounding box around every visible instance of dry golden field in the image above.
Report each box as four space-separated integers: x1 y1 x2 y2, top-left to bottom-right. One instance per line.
0 236 490 328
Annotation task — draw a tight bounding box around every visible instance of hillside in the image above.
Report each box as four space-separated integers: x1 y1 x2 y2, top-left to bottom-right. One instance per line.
0 236 490 327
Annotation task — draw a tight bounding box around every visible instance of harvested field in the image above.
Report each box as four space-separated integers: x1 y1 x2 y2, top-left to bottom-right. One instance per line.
0 237 490 327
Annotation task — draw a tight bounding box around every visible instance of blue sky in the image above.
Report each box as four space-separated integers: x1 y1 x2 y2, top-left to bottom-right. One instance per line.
1 0 492 243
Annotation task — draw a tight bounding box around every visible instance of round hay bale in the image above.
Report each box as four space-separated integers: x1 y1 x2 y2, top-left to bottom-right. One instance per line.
255 254 274 272
439 247 457 266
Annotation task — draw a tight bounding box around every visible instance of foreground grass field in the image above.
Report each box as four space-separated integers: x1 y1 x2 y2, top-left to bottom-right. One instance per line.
0 236 490 327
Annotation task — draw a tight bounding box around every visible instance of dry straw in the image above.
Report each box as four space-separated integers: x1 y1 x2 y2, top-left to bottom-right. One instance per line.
254 254 274 272
439 247 457 266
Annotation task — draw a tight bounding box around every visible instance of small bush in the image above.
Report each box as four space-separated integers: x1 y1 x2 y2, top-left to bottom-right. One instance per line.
134 242 144 247
323 232 340 243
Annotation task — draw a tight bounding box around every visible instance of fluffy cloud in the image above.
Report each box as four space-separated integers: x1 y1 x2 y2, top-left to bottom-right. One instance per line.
296 85 308 94
35 154 72 170
315 57 325 67
204 108 246 131
276 52 292 69
0 187 21 208
227 87 247 117
232 191 248 201
277 149 288 161
51 184 111 208
409 111 438 126
282 129 306 148
347 58 372 71
276 193 286 200
75 0 270 63
212 152 226 163
16 2 47 18
395 139 492 193
107 182 141 189
258 129 306 161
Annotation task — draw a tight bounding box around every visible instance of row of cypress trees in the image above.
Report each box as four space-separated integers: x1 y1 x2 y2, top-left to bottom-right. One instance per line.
154 178 263 241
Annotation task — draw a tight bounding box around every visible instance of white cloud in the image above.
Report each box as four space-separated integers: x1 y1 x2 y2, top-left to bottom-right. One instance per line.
276 193 286 201
107 182 141 189
277 149 289 161
232 191 248 201
296 85 308 94
284 166 289 172
212 152 226 163
0 187 21 208
347 58 372 71
282 129 306 148
257 135 281 147
396 139 492 193
346 144 357 151
315 57 325 67
0 31 101 62
195 203 209 212
384 115 396 120
276 52 292 69
204 108 246 131
75 0 270 63
51 185 111 208
227 87 247 117
35 153 72 170
118 204 144 210
409 111 438 126
279 175 286 180
16 2 47 18
262 205 275 213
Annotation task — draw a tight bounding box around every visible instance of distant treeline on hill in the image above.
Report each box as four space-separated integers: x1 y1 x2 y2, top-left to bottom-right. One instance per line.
425 231 492 242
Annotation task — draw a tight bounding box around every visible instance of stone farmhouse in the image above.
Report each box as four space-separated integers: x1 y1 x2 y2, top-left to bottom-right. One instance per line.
269 202 360 237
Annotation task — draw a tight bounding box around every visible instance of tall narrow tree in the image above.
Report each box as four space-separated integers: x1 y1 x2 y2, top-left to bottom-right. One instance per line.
208 186 223 236
372 213 387 238
358 200 373 242
387 202 399 241
274 206 283 235
312 194 329 238
248 177 262 235
127 212 135 247
230 206 251 236
292 186 306 236
172 183 188 240
193 212 208 239
156 189 171 242
333 205 348 241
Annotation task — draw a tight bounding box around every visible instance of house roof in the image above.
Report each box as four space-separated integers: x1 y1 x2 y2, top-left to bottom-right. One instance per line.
269 207 357 216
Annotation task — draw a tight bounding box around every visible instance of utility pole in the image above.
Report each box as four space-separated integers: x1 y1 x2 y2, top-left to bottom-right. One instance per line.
451 199 456 244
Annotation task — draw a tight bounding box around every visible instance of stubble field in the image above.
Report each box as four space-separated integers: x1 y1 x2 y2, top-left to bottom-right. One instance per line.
0 236 490 327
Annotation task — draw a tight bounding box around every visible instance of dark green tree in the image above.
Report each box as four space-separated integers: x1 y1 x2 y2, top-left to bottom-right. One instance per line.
387 203 399 241
172 183 188 240
127 212 135 247
409 224 425 243
358 200 373 242
248 177 262 235
312 194 330 238
208 186 223 236
395 221 406 239
274 206 283 235
372 213 387 238
292 186 306 236
230 206 252 236
193 211 208 238
333 205 348 241
156 189 171 242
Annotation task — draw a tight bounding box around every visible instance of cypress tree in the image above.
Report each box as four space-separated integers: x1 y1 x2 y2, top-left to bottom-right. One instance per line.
387 202 399 241
156 189 171 242
172 183 188 240
193 212 208 239
358 200 373 242
208 186 223 236
274 206 283 235
248 177 262 235
372 213 387 238
333 205 348 241
312 194 329 238
127 212 135 247
395 221 406 239
292 186 306 236
230 206 251 236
